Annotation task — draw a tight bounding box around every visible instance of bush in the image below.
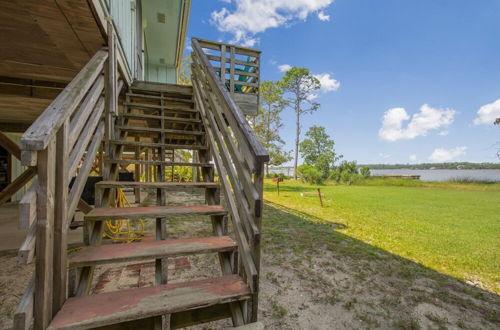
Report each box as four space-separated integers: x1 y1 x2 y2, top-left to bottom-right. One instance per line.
359 166 371 178
266 172 290 179
328 170 341 183
340 171 363 185
297 164 324 184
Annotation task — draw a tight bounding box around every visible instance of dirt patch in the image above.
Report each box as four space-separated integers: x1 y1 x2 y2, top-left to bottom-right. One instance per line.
1 197 498 329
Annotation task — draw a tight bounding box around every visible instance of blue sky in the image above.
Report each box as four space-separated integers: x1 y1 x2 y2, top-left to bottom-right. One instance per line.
186 0 500 164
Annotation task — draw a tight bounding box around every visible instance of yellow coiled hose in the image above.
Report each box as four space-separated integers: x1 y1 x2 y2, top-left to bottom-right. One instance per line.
104 188 145 243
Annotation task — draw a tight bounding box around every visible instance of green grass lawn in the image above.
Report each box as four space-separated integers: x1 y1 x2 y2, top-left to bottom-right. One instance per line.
264 179 500 293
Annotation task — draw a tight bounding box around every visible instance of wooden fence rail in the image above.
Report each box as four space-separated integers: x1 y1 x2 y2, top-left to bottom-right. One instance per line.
191 38 268 322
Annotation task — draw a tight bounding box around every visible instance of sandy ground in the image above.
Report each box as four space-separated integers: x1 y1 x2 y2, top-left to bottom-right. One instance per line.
0 190 498 329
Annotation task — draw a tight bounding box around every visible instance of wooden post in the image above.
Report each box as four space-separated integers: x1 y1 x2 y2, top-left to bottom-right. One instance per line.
52 120 69 314
229 46 235 97
317 188 323 207
34 138 56 329
104 19 117 160
250 162 264 322
134 136 141 203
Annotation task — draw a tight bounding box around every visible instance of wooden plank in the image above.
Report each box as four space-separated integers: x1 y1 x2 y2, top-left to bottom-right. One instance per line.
108 159 213 167
196 38 261 57
67 123 105 219
77 199 94 214
48 275 250 330
13 275 35 330
0 131 21 159
0 167 36 206
123 102 196 113
18 220 36 265
126 92 194 104
131 81 193 96
170 304 232 329
121 112 201 123
69 236 236 267
109 140 207 150
68 99 105 177
68 76 104 147
34 138 56 329
207 55 258 68
96 181 219 189
84 205 227 221
116 126 204 136
53 119 69 314
19 180 37 229
21 50 107 153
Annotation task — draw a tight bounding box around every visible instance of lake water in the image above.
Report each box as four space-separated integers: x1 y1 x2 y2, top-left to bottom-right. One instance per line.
268 167 500 182
371 169 500 182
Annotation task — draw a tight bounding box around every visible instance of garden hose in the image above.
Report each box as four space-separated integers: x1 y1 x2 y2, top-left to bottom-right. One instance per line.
103 188 145 243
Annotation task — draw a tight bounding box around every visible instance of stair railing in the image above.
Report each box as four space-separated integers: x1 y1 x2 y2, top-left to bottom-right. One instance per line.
14 23 122 330
191 38 269 322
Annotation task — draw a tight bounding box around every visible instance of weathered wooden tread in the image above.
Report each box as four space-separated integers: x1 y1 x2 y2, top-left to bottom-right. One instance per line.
96 181 219 189
69 236 236 267
84 205 226 221
109 140 208 150
107 159 214 167
48 275 250 330
124 102 197 113
116 126 204 135
120 112 201 123
225 322 265 330
126 92 194 104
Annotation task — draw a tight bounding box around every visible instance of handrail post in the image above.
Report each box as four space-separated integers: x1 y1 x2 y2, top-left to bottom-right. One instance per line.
52 119 69 315
249 162 264 322
104 19 117 166
34 138 56 329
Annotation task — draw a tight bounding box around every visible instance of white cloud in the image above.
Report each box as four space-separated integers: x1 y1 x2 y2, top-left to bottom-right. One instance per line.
317 11 330 21
313 73 340 92
379 153 391 159
409 154 417 162
379 104 456 142
278 64 292 72
428 146 466 162
473 99 500 125
211 0 334 45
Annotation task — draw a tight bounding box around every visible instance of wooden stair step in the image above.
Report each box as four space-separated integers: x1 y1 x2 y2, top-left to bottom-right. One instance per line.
107 159 214 167
96 181 219 190
225 322 265 330
109 140 208 150
69 236 236 267
116 126 204 136
126 92 194 104
124 102 197 113
84 205 226 221
120 112 201 123
48 275 250 330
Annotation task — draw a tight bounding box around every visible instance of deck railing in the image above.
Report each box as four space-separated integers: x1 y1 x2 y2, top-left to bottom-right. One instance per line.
195 38 261 115
14 22 122 330
191 38 268 322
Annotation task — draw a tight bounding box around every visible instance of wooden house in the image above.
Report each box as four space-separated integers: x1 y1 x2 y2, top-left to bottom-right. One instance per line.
0 1 267 329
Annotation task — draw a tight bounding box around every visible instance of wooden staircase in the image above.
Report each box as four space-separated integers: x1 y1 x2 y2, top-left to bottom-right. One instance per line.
14 36 267 330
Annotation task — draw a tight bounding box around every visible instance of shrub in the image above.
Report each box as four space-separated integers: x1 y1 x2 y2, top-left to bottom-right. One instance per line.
328 170 341 183
297 164 324 184
340 171 363 185
359 166 371 178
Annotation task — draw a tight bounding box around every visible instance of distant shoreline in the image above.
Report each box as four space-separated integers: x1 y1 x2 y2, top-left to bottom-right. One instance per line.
361 162 500 170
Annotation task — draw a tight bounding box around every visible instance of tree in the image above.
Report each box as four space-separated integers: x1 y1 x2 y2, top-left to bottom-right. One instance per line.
178 54 192 85
279 67 321 179
299 126 341 178
253 81 292 174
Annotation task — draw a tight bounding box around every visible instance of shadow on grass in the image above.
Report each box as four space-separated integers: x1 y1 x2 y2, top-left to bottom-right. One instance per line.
261 201 499 327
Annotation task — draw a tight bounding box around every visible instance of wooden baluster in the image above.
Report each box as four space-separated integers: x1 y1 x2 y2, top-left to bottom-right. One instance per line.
230 46 235 97
52 120 69 315
34 138 56 329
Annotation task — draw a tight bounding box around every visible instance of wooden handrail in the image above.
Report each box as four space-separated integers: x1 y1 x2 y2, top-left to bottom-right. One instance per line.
192 38 268 171
21 50 108 153
192 37 268 322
